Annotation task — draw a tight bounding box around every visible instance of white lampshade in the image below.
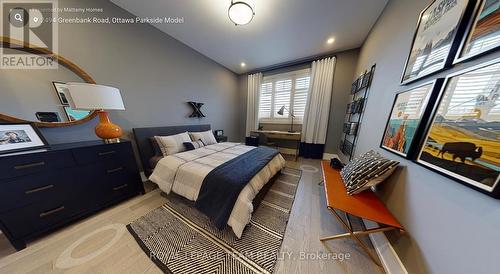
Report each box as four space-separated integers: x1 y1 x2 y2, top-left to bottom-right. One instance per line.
67 83 125 111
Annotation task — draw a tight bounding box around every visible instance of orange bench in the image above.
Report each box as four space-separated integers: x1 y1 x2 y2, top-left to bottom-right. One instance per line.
320 161 404 266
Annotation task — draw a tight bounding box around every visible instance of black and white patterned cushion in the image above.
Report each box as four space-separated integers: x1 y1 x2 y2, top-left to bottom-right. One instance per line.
189 130 218 145
340 150 399 195
183 140 206 151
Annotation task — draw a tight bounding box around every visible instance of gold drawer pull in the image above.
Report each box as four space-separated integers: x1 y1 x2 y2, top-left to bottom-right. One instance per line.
98 151 116 156
25 184 54 194
107 167 123 174
113 184 128 191
14 162 45 170
39 206 65 218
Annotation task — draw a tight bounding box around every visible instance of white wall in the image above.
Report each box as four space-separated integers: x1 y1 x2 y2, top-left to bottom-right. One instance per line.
351 0 500 273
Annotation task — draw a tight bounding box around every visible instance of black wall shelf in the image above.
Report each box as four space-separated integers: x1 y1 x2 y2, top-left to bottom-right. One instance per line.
340 64 376 160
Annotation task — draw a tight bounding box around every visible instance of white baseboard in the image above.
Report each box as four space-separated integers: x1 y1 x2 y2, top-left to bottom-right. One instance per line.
363 219 408 274
322 153 338 160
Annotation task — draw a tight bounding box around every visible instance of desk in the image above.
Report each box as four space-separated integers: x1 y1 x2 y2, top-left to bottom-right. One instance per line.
251 130 301 161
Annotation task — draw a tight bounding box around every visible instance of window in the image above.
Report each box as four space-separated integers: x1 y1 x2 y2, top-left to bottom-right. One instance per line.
258 69 311 123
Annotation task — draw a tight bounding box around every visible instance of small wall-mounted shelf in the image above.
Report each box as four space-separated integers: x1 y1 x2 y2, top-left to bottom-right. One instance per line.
340 64 376 160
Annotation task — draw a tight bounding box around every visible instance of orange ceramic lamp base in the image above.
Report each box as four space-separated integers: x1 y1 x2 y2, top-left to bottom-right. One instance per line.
95 111 123 143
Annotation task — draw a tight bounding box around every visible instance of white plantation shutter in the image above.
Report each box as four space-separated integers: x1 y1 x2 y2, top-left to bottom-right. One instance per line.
258 69 311 122
274 79 292 118
293 76 310 119
258 82 272 119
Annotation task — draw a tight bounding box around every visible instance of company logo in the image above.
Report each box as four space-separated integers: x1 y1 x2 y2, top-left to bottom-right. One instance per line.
1 0 58 69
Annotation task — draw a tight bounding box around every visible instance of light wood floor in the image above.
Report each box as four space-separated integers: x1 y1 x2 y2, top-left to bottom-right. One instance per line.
0 158 382 274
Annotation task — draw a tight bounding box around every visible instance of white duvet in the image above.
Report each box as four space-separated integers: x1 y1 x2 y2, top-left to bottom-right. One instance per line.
149 142 286 237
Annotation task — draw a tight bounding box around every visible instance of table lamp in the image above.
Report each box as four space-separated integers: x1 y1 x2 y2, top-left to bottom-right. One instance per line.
277 105 295 133
67 83 125 143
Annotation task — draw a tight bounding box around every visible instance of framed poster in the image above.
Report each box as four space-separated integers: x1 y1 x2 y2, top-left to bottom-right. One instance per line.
401 0 477 84
0 123 48 155
455 0 500 63
415 58 500 198
381 80 442 158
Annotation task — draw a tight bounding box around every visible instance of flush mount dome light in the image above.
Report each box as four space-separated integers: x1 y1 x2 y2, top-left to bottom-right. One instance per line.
228 1 254 25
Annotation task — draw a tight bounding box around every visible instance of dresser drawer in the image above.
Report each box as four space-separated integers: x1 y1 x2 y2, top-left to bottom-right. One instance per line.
0 170 76 212
0 199 84 238
71 143 133 166
79 162 140 208
0 151 75 180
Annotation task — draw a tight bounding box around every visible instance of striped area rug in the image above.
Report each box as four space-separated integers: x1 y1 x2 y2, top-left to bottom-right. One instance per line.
127 167 301 274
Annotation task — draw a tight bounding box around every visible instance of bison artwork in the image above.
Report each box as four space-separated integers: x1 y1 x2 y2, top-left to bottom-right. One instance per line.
437 142 483 163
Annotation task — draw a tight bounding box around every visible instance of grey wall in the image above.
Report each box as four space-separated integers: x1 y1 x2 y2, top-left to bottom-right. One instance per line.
349 0 500 273
324 49 359 154
1 0 239 147
0 52 82 123
238 49 359 151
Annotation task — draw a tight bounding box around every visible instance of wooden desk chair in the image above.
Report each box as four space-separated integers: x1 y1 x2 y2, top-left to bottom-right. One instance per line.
320 161 404 266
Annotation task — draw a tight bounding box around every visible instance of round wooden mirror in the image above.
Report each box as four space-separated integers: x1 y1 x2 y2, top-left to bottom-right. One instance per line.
0 36 98 127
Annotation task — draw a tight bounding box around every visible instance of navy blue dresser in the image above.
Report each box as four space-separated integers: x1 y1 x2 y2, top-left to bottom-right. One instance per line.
0 140 144 250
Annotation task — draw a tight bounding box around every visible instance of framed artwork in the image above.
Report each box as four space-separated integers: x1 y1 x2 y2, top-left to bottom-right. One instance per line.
415 58 500 198
63 106 91 122
52 81 72 106
401 0 477 84
381 80 443 158
455 0 500 63
0 123 49 155
214 130 224 137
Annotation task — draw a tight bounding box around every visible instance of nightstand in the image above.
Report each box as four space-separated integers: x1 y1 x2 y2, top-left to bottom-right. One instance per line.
215 136 228 143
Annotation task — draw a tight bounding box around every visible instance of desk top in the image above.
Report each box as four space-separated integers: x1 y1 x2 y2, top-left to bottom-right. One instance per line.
321 161 403 229
252 130 301 135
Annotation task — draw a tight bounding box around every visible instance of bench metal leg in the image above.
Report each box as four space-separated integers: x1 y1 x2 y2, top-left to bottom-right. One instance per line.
320 207 399 267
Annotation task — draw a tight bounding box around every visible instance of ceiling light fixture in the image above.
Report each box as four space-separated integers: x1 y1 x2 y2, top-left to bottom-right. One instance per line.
228 1 254 26
240 62 246 67
327 37 335 44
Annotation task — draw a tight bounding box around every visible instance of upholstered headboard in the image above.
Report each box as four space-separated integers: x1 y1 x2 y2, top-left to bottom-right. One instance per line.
133 124 211 176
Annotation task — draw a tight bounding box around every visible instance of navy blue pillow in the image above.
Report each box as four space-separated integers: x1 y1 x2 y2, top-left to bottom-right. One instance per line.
183 140 205 151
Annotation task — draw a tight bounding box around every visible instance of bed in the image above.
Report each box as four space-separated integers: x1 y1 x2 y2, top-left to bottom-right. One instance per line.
133 125 286 237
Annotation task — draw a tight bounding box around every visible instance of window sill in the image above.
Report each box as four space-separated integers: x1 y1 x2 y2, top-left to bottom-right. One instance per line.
259 119 303 125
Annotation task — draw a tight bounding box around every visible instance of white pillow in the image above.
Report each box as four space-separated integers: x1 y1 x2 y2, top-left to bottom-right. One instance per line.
189 130 217 145
154 132 191 156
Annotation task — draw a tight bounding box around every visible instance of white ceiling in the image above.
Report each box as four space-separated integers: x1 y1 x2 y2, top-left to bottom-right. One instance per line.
111 0 388 73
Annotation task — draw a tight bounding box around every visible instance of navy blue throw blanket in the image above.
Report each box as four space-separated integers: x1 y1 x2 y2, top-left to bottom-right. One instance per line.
195 146 279 229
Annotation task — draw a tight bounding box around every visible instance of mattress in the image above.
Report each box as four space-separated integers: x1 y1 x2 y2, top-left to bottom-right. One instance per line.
149 142 286 237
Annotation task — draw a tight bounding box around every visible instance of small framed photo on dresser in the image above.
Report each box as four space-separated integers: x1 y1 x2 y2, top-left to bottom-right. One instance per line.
0 123 49 155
